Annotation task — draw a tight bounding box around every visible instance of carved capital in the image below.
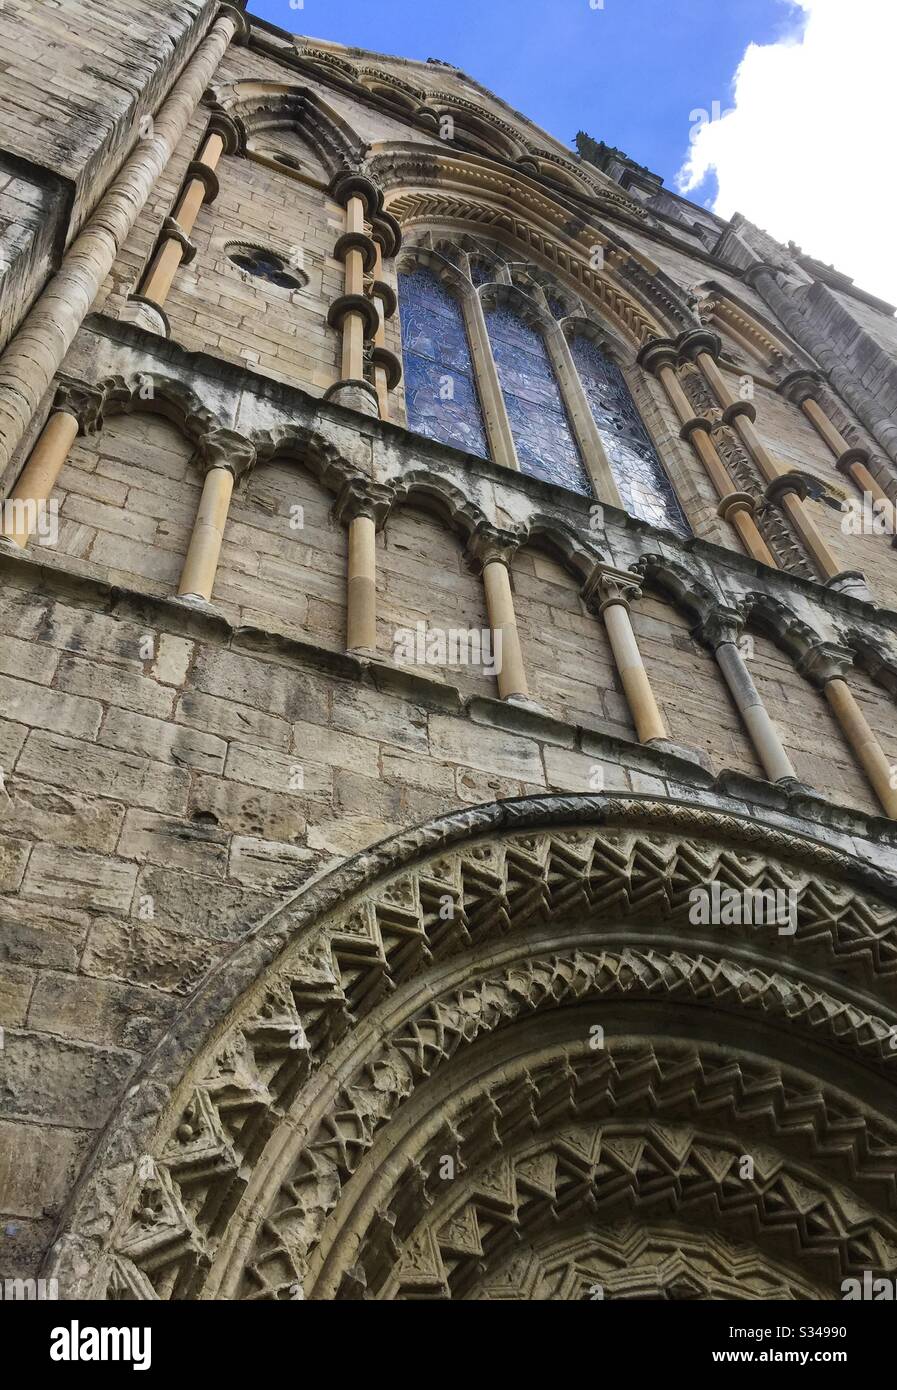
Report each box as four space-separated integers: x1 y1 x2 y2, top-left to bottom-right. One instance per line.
581 563 642 615
836 446 871 478
797 641 855 689
777 369 822 407
330 171 382 217
327 292 380 340
677 327 722 364
334 477 395 529
765 471 810 506
466 522 521 572
695 606 746 651
205 109 243 156
334 230 378 273
54 377 109 435
635 337 679 377
717 491 757 524
195 427 256 480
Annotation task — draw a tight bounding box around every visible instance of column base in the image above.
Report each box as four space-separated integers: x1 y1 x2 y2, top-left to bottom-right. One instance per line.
120 295 171 338
504 693 547 714
347 645 377 661
825 570 871 603
647 738 714 773
173 592 215 610
323 379 381 418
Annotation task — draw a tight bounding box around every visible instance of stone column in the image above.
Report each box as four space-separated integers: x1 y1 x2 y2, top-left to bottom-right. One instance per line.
369 213 403 422
335 479 394 657
638 338 776 566
544 325 623 507
779 370 895 527
0 1 248 482
128 111 241 336
459 287 518 470
679 330 861 591
801 644 897 819
324 173 382 418
582 566 668 744
0 379 106 548
467 525 529 702
700 611 797 784
177 429 255 605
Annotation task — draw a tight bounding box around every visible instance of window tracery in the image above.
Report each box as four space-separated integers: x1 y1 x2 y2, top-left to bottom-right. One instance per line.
397 239 691 532
397 265 490 458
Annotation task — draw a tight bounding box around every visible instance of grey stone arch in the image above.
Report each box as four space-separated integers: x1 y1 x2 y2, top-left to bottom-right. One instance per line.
42 794 897 1300
562 312 699 534
210 81 370 184
422 99 526 164
383 472 492 667
356 67 424 117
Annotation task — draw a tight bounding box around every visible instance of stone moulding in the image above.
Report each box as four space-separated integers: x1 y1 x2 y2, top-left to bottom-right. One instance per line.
43 793 897 1299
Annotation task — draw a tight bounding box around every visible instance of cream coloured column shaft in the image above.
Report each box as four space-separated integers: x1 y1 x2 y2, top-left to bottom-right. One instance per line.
0 3 247 480
583 567 667 744
1 411 78 548
825 678 897 819
177 429 255 605
178 467 234 603
483 559 529 701
467 525 529 701
140 119 235 312
347 515 377 654
336 479 393 658
779 371 894 525
1 379 106 548
684 336 846 582
638 339 776 566
368 214 403 424
325 174 383 418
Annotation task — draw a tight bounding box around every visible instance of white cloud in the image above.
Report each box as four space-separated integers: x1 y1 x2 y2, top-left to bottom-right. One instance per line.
676 0 897 306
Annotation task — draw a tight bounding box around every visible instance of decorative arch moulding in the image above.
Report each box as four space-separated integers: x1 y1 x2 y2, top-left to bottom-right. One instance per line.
53 318 897 678
44 794 897 1300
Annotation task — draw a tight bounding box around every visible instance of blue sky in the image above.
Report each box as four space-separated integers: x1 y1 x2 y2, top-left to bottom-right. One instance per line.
246 0 798 204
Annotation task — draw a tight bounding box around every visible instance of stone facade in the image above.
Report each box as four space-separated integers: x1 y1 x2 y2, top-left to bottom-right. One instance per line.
1 2 897 1301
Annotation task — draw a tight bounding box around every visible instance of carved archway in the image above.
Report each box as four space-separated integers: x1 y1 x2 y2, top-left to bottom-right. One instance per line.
46 796 897 1300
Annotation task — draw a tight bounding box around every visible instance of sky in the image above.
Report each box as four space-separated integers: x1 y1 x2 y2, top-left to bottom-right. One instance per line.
247 0 897 306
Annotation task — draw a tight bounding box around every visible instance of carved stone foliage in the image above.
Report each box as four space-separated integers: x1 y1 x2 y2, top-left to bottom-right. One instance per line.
45 799 897 1301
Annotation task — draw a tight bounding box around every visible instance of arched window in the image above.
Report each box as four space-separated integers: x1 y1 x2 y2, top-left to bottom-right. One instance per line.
485 305 592 495
571 334 690 535
396 243 690 532
398 266 490 458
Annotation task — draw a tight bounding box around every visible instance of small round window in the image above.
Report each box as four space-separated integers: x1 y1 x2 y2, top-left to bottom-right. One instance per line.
228 245 308 291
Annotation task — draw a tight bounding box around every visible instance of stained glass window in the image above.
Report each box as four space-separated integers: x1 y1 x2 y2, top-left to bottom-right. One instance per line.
546 294 568 320
485 305 593 495
470 259 494 287
398 267 490 459
571 335 690 536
